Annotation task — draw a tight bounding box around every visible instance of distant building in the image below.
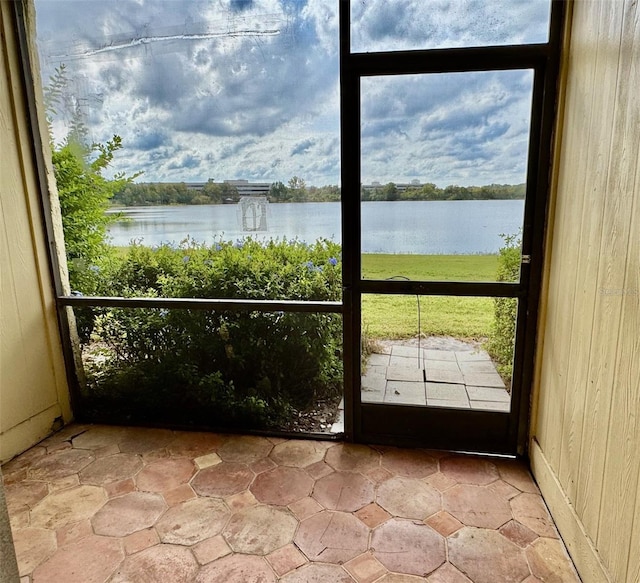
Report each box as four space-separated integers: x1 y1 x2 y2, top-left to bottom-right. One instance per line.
185 179 272 197
362 180 422 193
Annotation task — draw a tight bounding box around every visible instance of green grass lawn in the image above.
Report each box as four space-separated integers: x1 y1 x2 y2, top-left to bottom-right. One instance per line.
362 254 498 339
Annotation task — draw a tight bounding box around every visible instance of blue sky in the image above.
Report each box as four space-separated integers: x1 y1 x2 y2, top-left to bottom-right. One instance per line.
34 0 550 187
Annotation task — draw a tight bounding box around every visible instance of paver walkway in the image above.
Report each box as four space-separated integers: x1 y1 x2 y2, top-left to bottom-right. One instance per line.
2 424 581 582
362 339 511 411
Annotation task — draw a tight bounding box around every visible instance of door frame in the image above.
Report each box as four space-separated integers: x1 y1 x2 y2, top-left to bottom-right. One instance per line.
339 0 566 455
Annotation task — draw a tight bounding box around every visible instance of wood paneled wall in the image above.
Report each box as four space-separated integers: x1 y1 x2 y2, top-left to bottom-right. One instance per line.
531 1 640 581
0 1 71 463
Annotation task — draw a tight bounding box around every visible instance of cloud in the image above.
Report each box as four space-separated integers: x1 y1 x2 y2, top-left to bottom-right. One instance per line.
291 138 315 155
35 0 549 187
131 130 170 151
350 0 550 52
359 69 533 185
167 153 202 170
230 0 255 12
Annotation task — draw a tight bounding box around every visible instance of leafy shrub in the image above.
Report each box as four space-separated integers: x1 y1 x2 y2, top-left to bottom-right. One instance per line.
486 233 521 385
80 238 343 429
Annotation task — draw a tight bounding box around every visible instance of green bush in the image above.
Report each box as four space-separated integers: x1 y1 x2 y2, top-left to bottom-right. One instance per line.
486 233 521 385
80 238 343 429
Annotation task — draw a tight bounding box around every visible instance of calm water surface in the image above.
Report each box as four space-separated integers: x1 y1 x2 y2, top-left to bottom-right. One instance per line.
108 200 524 254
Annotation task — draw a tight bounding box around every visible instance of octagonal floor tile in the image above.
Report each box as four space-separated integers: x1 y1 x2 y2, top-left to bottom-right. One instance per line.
167 431 225 458
27 449 94 481
295 510 369 564
223 505 297 554
79 453 143 485
12 527 57 576
443 484 512 529
4 481 49 514
92 491 166 537
510 493 558 538
526 537 581 582
380 447 438 478
117 427 175 454
155 497 230 545
111 543 198 583
376 476 441 520
251 466 313 506
269 440 326 468
371 518 445 577
288 496 323 520
280 563 355 583
30 485 106 530
325 444 381 473
196 554 276 583
218 435 273 463
449 527 530 583
191 535 231 565
439 456 499 485
136 457 196 492
3 446 47 474
191 462 254 497
499 519 539 548
312 471 374 512
71 426 127 450
32 534 123 583
497 460 540 493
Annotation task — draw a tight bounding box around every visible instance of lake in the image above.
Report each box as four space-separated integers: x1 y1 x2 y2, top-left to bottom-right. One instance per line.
107 200 524 255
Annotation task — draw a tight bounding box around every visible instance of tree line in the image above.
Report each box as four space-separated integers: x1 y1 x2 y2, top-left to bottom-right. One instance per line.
112 180 240 206
113 177 525 207
360 182 525 201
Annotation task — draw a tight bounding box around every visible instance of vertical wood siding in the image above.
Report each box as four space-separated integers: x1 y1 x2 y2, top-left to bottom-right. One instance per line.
533 1 640 581
0 1 71 462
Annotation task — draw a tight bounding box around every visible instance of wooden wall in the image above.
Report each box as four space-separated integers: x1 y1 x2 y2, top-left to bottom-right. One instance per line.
531 1 640 581
0 1 71 463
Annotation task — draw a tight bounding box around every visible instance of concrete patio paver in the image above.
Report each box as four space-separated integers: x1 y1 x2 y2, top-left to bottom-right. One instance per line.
365 340 512 411
384 380 426 405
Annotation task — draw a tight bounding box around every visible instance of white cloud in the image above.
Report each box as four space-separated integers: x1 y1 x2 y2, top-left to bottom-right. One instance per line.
35 0 548 187
350 0 550 52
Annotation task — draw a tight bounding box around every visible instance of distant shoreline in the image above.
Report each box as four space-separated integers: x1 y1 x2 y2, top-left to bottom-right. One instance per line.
112 181 525 207
109 197 523 209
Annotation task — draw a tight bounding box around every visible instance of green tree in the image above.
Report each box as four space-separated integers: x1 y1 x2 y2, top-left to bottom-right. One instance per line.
287 176 307 202
53 137 128 292
382 182 398 201
269 181 290 202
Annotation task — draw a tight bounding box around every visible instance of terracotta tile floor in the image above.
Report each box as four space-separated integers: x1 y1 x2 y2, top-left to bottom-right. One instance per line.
2 424 582 582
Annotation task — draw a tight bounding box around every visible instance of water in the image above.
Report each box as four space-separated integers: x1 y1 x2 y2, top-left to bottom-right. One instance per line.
107 200 524 254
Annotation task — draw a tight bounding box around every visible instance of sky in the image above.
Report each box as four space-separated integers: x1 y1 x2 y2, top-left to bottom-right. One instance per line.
34 0 551 188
